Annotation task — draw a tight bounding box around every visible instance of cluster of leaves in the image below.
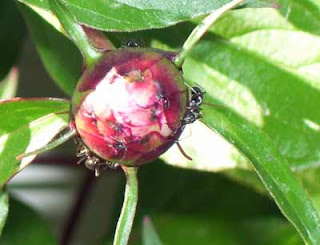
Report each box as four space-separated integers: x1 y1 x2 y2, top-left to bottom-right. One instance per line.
0 0 320 244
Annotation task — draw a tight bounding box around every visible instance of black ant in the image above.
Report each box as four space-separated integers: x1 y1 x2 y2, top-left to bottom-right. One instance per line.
174 86 205 161
125 40 142 48
182 86 204 125
75 138 119 176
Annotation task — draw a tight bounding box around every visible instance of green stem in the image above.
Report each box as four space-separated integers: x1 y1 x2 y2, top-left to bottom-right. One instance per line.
50 0 102 68
174 0 245 68
16 127 77 160
113 166 139 245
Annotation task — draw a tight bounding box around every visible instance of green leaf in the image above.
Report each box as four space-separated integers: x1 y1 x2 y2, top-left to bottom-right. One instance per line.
161 121 250 172
148 11 320 240
0 98 69 188
19 4 82 96
142 214 303 245
100 7 320 177
295 168 320 215
0 189 8 236
0 198 58 245
277 0 320 36
225 167 320 215
18 0 262 32
0 68 19 100
0 0 25 81
142 217 163 245
197 103 320 244
166 7 320 245
162 7 320 172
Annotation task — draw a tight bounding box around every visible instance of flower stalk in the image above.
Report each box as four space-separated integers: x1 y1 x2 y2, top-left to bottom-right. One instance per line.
50 0 102 68
113 166 139 245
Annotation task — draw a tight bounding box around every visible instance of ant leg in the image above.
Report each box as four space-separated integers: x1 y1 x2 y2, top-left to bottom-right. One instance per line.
95 166 105 177
76 143 89 157
95 168 101 177
108 162 120 169
176 142 193 161
77 156 87 165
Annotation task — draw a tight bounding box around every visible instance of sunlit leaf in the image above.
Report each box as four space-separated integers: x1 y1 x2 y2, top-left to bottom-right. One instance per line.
166 7 320 244
18 0 267 32
0 98 69 188
162 8 320 172
277 0 320 36
161 121 250 172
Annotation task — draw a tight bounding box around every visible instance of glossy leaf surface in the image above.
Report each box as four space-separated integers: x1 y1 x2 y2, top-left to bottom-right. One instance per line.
0 98 69 187
161 7 320 245
278 0 320 36
162 7 320 172
177 9 320 242
18 0 245 31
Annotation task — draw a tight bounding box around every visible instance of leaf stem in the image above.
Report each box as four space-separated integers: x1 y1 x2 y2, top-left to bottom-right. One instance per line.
50 0 102 68
16 127 77 160
174 0 245 68
113 166 139 245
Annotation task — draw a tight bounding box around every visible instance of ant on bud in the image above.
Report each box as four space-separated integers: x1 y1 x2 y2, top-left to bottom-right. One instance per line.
182 86 205 126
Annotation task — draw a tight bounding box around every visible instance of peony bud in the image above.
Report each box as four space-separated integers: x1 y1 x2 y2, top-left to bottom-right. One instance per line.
71 48 188 167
